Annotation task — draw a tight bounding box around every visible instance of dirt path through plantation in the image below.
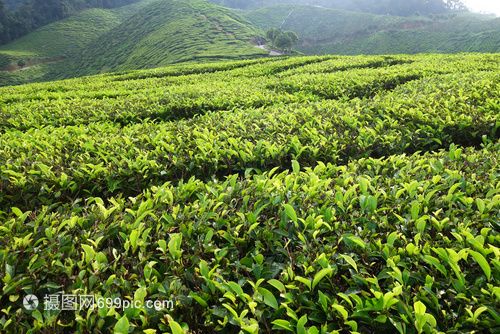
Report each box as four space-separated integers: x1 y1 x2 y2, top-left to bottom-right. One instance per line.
256 44 283 56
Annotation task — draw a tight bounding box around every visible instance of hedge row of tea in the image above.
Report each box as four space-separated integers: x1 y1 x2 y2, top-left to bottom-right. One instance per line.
1 53 500 333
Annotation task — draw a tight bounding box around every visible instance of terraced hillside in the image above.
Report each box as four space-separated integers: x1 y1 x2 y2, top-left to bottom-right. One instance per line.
0 0 157 86
0 0 268 86
49 0 267 80
299 13 500 55
243 5 500 55
1 53 500 333
242 4 431 43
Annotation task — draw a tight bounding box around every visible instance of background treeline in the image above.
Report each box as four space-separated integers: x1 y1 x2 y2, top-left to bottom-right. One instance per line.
209 0 467 16
0 0 139 45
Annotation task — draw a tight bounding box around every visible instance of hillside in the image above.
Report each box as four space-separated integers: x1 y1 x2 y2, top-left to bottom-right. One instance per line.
2 53 500 333
0 0 268 86
48 0 267 80
209 0 455 16
243 4 432 44
0 0 155 85
0 0 141 45
297 13 500 55
243 4 500 55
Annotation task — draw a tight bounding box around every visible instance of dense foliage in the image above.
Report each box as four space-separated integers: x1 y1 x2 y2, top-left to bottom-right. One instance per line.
266 27 298 52
1 53 500 333
47 0 266 80
0 0 496 88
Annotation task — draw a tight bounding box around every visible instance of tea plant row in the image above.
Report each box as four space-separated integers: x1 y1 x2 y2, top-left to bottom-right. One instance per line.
2 142 500 333
1 53 500 333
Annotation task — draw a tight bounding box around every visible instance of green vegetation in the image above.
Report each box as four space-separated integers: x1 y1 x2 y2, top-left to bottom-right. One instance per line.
266 27 299 52
0 0 269 86
275 30 299 53
1 53 500 333
48 0 266 80
297 14 500 55
243 4 436 44
243 5 500 56
265 27 281 47
210 0 464 16
0 0 141 45
1 0 497 87
0 2 155 61
0 0 157 85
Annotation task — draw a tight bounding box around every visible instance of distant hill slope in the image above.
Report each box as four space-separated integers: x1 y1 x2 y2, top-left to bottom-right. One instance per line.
243 4 500 55
49 0 266 80
0 0 268 86
209 0 454 16
296 13 500 55
0 0 155 85
242 4 434 45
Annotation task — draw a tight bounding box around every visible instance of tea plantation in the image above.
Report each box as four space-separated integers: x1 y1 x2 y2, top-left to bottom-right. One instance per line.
1 53 500 333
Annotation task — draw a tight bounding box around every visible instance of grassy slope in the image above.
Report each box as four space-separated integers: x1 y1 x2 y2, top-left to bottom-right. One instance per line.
0 0 268 86
0 9 123 85
47 0 268 80
0 0 156 85
242 4 430 44
298 14 500 55
242 5 500 55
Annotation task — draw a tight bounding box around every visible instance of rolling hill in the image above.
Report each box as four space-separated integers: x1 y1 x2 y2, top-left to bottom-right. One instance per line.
48 0 268 80
242 4 500 55
2 0 500 87
0 0 268 86
242 4 432 43
0 1 154 86
297 12 500 55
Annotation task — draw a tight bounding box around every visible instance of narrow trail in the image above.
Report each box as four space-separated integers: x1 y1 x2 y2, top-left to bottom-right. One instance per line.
256 44 283 56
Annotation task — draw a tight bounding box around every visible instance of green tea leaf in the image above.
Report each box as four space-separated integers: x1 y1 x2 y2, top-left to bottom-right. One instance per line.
292 160 300 175
283 204 297 223
339 254 358 272
297 315 307 334
168 233 183 260
189 292 208 307
268 279 286 294
332 304 348 320
312 268 334 290
476 198 485 214
468 250 491 280
272 320 294 332
258 287 278 310
414 301 426 316
168 315 185 334
113 315 129 334
81 244 95 263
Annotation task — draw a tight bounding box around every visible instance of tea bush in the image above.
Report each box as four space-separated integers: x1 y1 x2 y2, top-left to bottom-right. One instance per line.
1 53 500 333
